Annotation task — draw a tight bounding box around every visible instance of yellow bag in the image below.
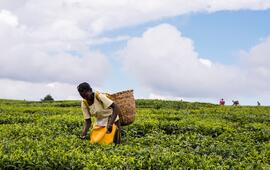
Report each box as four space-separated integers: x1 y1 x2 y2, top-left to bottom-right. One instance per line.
90 124 117 144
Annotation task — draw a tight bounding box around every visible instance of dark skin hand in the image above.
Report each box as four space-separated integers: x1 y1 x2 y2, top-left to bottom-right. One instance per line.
81 118 91 139
107 102 121 133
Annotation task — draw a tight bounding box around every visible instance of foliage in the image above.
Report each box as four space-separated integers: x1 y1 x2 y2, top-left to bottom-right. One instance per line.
0 99 269 169
41 94 54 102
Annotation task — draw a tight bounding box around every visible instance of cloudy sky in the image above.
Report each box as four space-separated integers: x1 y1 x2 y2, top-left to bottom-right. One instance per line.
1 0 270 105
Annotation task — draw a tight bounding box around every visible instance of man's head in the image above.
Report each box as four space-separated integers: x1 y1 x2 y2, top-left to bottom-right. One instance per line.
77 82 93 100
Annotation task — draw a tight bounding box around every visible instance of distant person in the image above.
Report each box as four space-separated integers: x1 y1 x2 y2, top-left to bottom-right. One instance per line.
77 82 121 144
257 101 261 106
232 100 239 106
219 98 225 106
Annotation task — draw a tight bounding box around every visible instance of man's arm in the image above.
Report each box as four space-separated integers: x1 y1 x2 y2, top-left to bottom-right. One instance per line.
107 103 120 133
81 118 91 139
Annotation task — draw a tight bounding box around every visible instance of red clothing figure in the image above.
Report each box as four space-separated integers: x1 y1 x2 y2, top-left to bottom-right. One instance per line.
219 98 225 106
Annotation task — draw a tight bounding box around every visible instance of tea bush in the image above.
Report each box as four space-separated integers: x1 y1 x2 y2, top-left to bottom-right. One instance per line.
0 99 269 169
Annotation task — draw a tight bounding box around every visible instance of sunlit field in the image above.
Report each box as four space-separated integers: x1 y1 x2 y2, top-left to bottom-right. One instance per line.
0 99 269 169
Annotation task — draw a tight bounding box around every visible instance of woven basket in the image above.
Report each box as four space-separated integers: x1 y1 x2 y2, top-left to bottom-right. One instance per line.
109 90 136 126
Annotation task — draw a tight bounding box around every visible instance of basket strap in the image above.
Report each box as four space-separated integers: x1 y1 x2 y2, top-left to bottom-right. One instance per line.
96 91 113 108
95 91 101 102
82 99 89 107
95 91 105 108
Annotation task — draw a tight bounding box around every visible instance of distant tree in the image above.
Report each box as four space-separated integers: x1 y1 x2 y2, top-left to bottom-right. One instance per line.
42 94 54 101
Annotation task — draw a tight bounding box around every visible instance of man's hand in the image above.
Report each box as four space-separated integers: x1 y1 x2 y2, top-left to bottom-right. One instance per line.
81 119 91 140
107 124 113 133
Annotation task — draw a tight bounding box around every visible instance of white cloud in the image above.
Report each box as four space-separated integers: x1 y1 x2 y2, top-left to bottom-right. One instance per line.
149 93 182 100
247 37 270 68
0 79 80 101
208 0 270 12
244 37 270 91
0 9 18 27
1 1 269 84
0 79 109 101
0 43 110 84
199 58 212 68
1 0 270 35
0 9 110 86
120 24 269 99
87 36 131 46
0 0 270 100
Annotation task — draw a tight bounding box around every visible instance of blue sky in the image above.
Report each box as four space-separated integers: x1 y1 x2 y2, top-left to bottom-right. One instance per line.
97 9 270 104
1 1 270 105
100 10 270 64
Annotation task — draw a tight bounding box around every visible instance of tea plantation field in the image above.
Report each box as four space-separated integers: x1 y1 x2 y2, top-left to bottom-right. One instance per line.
0 99 269 169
